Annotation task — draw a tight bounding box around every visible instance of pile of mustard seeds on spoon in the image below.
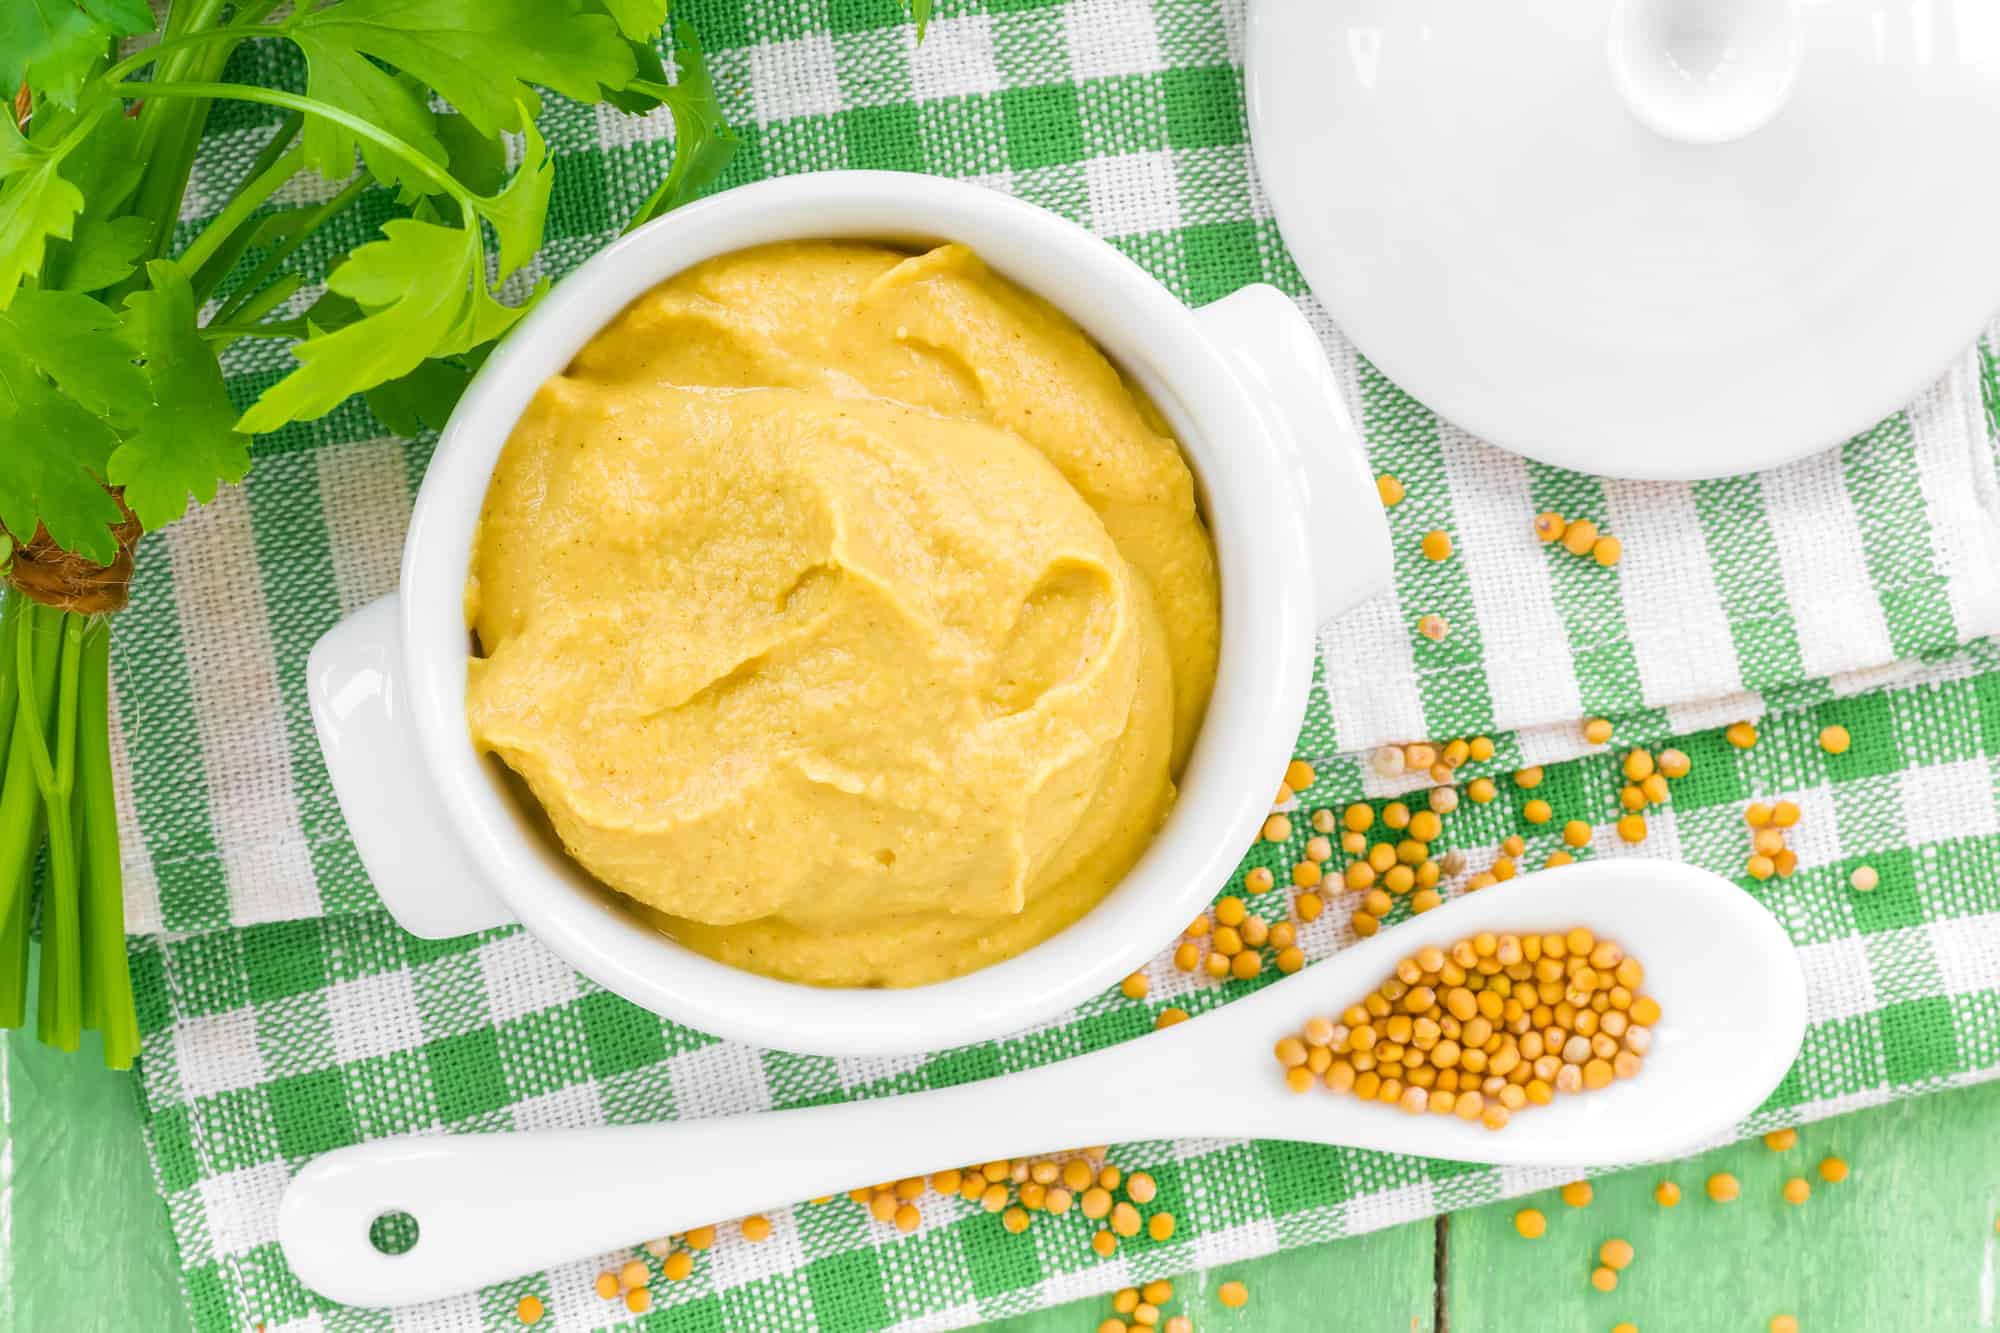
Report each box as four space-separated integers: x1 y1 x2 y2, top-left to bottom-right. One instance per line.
1274 928 1659 1130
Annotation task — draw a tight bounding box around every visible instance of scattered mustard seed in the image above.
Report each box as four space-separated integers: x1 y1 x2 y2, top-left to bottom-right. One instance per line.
1515 1208 1547 1238
1377 475 1405 507
1599 1238 1634 1270
1706 1173 1740 1203
1419 613 1450 642
1535 511 1566 542
1591 1266 1618 1293
516 1295 545 1325
1592 535 1622 567
1764 1128 1797 1152
1422 530 1454 561
1563 1181 1595 1208
1156 1007 1188 1029
1818 1156 1848 1183
1583 717 1614 745
1218 1280 1249 1309
1654 1180 1681 1207
1726 721 1758 749
1564 520 1600 557
1782 1177 1810 1205
1850 865 1879 892
1819 725 1850 755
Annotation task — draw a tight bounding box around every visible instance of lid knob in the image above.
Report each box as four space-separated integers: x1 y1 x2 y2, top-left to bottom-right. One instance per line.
1607 0 1803 144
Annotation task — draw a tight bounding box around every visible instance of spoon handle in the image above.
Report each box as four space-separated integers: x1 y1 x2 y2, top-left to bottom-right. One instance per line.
278 1032 1228 1308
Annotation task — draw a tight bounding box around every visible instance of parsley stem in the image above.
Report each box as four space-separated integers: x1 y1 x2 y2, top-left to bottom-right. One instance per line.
0 593 18 784
125 0 242 276
97 23 269 88
116 81 477 210
0 605 60 918
0 596 25 1032
203 275 303 344
176 139 306 277
211 170 367 326
77 620 137 1068
32 612 83 1052
0 867 25 1030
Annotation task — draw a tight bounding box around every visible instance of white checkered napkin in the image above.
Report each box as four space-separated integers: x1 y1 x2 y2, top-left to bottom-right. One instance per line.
101 5 2000 1329
1307 324 2000 762
138 636 2000 1333
102 0 2000 938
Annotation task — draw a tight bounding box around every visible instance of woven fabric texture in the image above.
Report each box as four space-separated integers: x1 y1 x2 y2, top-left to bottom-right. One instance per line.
112 3 2000 1331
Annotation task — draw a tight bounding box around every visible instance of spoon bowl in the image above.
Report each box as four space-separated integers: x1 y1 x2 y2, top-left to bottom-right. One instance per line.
279 858 1805 1308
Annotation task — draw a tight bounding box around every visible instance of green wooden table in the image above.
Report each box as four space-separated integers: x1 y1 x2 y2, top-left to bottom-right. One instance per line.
7 987 1994 1333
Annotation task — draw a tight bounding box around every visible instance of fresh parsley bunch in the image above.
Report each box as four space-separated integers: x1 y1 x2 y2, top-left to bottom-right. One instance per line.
0 0 735 1067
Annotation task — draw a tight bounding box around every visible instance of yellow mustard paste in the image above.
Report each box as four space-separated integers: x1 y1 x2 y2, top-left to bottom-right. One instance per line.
465 242 1219 986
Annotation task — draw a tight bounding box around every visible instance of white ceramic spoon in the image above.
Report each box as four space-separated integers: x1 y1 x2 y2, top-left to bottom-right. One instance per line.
278 858 1805 1307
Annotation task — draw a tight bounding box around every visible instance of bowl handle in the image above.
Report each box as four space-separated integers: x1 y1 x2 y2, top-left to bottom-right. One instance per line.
307 595 514 939
1195 284 1393 627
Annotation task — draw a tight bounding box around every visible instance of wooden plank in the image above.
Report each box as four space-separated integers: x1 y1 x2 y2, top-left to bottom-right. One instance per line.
1445 1079 2000 1332
1 948 191 1333
986 1218 1438 1332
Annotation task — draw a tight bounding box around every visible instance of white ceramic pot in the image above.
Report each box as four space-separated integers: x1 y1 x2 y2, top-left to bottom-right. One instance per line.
308 171 1392 1057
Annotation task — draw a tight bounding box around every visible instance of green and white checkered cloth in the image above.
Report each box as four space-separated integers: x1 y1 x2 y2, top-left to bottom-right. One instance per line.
113 3 2000 1331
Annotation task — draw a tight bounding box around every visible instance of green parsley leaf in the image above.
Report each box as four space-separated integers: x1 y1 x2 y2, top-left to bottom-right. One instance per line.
0 0 152 108
294 40 446 191
0 288 145 415
284 0 635 139
624 23 738 231
0 142 84 310
600 38 671 116
0 290 141 560
477 118 553 282
362 356 473 435
44 213 149 292
104 261 251 530
238 215 537 434
432 112 507 197
0 114 37 178
908 0 932 41
41 111 148 293
591 0 669 42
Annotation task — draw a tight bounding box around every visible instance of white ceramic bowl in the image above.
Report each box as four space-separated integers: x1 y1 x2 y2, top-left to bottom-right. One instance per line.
308 171 1392 1056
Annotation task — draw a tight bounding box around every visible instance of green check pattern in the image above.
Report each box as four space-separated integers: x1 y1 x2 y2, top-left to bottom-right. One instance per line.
114 3 2000 1331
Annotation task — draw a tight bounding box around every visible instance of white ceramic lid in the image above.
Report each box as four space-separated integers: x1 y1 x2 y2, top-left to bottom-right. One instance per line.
1245 0 2000 480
